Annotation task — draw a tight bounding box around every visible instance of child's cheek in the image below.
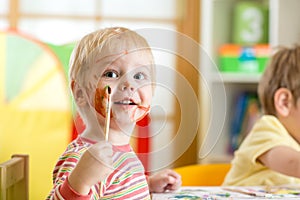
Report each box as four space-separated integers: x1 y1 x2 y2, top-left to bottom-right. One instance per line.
94 88 106 117
132 105 150 122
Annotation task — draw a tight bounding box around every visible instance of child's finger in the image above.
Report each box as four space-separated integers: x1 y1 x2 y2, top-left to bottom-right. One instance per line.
167 176 181 189
165 170 181 183
164 171 182 191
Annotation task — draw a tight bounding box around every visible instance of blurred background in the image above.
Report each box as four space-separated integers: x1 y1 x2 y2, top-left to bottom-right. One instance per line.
2 0 300 199
0 0 200 199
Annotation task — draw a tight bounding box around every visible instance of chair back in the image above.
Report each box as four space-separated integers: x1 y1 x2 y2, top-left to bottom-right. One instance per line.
0 154 29 200
174 163 231 186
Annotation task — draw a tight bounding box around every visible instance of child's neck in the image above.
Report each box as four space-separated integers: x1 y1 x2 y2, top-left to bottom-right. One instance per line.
81 125 133 145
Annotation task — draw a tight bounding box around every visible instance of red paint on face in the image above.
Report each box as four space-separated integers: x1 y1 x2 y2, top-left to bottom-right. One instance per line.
131 105 150 122
94 88 106 117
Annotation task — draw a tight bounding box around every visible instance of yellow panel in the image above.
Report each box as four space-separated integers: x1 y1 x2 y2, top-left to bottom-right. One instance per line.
0 108 72 199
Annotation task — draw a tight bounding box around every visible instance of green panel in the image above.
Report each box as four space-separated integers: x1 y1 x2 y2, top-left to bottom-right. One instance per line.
47 43 75 78
6 35 42 101
46 42 75 113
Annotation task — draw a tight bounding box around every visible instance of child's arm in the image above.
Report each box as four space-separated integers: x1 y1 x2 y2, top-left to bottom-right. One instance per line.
148 169 182 193
259 145 300 178
47 141 113 199
68 141 113 195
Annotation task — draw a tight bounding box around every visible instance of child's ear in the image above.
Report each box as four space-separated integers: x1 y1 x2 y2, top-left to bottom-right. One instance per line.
71 80 86 106
274 88 293 117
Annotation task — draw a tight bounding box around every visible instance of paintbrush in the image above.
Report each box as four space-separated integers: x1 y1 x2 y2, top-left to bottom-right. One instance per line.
99 86 112 197
104 86 112 141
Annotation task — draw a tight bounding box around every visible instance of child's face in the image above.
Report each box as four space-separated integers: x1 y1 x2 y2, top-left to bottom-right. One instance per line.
89 50 153 126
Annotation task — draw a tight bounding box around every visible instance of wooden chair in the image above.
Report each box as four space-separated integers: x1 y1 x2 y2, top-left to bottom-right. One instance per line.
0 154 29 200
174 163 231 186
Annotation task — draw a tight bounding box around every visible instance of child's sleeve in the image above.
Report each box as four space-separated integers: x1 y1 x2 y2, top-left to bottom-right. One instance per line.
59 177 92 199
46 151 92 199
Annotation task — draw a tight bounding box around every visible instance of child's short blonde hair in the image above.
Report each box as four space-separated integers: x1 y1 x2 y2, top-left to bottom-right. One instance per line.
258 45 300 115
69 27 155 87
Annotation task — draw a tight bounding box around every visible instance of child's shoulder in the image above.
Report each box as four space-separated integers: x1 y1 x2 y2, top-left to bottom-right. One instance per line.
257 115 282 128
250 115 289 139
64 136 93 153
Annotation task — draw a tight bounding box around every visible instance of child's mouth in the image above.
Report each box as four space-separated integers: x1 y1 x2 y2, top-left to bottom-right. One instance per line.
114 100 137 105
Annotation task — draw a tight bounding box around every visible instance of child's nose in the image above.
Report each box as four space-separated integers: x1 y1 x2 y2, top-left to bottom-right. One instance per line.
120 80 135 92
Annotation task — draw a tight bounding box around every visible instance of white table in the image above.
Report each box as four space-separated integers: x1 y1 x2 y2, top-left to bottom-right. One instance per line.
151 186 300 199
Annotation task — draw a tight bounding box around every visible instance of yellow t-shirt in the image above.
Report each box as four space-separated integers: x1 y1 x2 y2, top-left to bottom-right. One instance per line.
223 115 300 186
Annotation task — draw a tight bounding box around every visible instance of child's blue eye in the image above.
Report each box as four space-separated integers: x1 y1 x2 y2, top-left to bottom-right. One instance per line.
103 71 118 78
134 72 145 80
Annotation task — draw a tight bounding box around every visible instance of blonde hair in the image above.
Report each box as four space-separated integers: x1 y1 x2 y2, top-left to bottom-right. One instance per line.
69 27 155 86
258 45 300 115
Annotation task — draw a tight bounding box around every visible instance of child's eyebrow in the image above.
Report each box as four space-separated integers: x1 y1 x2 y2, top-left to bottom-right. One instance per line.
95 52 125 64
94 59 117 70
95 58 111 65
136 65 152 75
137 64 152 70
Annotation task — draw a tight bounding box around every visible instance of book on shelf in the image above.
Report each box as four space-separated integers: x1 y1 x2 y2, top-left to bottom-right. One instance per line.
228 92 261 154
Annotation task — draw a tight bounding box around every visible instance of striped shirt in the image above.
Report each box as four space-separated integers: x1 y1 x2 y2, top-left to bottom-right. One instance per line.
47 136 150 200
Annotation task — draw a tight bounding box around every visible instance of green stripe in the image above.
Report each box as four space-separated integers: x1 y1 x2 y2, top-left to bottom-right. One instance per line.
102 181 148 199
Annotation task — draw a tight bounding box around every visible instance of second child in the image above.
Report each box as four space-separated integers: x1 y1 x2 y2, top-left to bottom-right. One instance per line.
223 45 300 186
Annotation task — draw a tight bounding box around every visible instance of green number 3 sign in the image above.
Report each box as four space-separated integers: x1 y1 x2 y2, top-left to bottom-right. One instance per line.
233 2 268 45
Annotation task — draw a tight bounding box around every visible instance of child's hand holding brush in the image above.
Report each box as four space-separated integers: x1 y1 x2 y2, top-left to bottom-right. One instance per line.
68 86 113 195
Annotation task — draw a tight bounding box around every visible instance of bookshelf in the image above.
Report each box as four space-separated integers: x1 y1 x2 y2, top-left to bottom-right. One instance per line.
213 73 261 83
199 0 300 163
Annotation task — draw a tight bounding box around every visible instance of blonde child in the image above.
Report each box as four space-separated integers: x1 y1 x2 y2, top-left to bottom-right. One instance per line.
223 45 300 186
47 27 181 199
